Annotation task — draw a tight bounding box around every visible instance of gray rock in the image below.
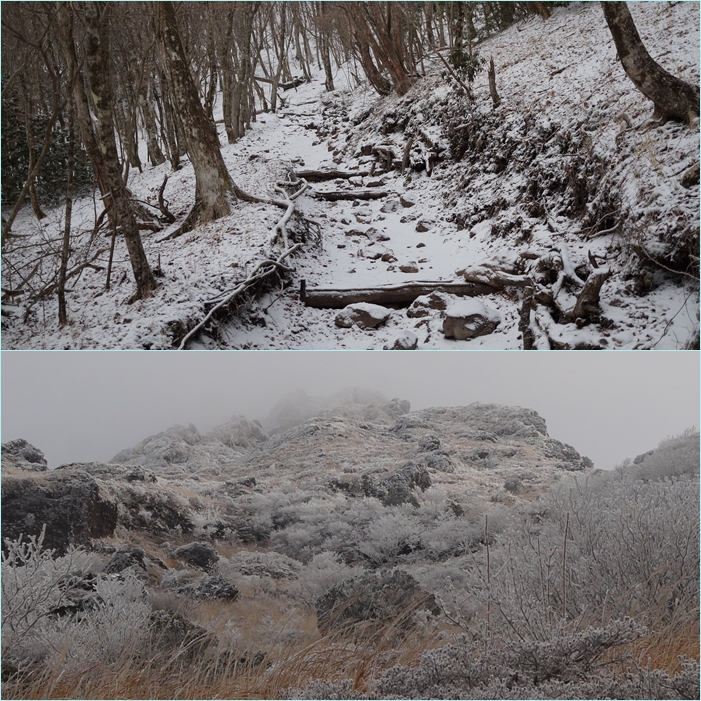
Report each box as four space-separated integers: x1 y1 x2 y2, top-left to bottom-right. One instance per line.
361 461 431 507
315 569 439 634
385 398 411 416
442 299 501 340
418 435 441 452
2 439 48 472
1 470 118 555
105 546 147 573
384 331 418 350
415 219 434 232
543 438 588 470
380 199 402 213
173 542 219 571
148 610 211 657
407 291 452 318
56 462 157 483
399 263 419 273
400 194 415 207
424 452 454 472
335 303 392 329
194 576 239 601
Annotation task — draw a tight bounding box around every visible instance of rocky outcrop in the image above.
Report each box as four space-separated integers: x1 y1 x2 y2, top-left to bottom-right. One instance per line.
2 439 48 472
193 576 239 601
110 419 265 475
331 461 431 507
315 569 440 635
56 462 157 483
173 542 219 571
1 470 118 554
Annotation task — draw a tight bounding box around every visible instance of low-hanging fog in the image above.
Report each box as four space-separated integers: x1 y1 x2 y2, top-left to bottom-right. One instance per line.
2 351 698 470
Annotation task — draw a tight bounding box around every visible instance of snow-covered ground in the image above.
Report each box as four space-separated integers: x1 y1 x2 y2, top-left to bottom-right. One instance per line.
2 1 698 349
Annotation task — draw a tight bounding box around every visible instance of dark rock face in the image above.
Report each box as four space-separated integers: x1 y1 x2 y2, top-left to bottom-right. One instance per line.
105 546 147 573
173 542 219 571
543 438 589 470
194 576 239 601
418 435 441 452
424 452 454 473
117 488 194 535
315 569 439 634
332 462 431 507
56 462 157 483
2 439 48 471
148 610 211 657
1 471 118 554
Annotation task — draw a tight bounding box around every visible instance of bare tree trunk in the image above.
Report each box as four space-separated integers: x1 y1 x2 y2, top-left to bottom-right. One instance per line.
20 78 46 220
601 2 699 122
531 2 551 20
155 0 235 231
157 69 182 170
84 2 157 300
271 4 287 112
139 82 166 166
318 2 335 92
424 2 434 46
452 2 465 51
58 100 74 326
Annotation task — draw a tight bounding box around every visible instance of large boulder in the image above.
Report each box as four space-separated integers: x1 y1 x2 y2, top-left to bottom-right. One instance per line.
194 576 239 601
442 299 501 340
315 569 439 635
173 542 219 571
1 470 118 554
2 439 48 472
335 303 392 330
361 461 431 507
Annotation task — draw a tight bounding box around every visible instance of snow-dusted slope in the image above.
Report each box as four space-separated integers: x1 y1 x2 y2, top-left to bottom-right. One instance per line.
2 1 698 349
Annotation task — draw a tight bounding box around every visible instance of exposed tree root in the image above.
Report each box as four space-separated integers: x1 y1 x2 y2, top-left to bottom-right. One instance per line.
176 244 302 349
175 178 308 349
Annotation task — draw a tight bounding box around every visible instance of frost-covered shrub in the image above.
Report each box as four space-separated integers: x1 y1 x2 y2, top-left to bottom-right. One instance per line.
288 552 365 607
223 550 301 580
292 619 665 699
626 429 700 481
543 471 700 622
2 531 150 674
315 568 439 636
293 657 700 699
2 529 101 657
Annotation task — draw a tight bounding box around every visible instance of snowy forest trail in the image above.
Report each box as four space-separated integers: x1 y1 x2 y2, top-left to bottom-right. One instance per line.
205 80 498 350
2 1 698 350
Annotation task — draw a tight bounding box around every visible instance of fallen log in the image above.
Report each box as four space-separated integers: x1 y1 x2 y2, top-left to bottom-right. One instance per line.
293 169 369 182
311 189 389 201
300 279 494 308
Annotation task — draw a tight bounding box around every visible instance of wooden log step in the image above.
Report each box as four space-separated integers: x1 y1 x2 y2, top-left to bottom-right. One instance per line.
294 169 369 182
299 279 494 308
311 189 390 201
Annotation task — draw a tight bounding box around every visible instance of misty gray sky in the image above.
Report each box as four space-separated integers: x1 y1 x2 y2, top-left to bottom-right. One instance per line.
2 351 698 470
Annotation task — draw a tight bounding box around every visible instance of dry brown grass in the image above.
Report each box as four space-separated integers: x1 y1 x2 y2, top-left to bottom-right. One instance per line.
4 614 441 700
632 617 700 674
